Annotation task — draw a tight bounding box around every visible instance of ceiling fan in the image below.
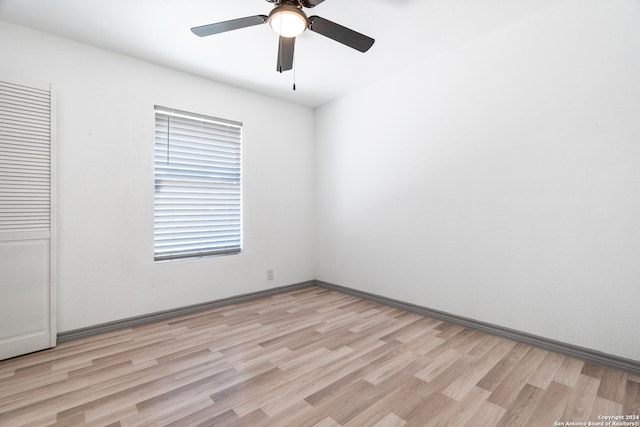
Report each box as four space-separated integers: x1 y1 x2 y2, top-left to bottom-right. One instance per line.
191 0 375 73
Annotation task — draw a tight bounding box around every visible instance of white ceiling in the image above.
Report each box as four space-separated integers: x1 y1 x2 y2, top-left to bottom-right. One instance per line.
0 0 563 108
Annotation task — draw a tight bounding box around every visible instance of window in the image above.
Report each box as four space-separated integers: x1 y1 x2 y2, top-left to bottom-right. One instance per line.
154 106 242 261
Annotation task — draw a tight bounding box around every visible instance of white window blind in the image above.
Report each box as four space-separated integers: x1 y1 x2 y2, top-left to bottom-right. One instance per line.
0 81 51 233
154 106 242 261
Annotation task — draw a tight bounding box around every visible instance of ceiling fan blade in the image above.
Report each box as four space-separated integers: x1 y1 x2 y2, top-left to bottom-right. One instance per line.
300 0 325 7
277 36 296 72
191 15 268 37
307 16 374 52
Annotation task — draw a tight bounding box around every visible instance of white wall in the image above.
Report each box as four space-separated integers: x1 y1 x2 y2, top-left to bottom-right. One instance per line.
2 0 639 362
315 0 640 361
0 21 316 332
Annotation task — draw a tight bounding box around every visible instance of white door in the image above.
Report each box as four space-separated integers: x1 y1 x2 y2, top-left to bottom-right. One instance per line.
0 78 56 360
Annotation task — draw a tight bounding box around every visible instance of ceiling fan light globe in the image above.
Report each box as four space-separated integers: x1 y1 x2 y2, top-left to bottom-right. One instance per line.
269 5 307 38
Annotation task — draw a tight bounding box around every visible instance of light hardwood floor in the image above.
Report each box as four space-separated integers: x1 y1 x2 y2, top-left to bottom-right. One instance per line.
1 286 638 426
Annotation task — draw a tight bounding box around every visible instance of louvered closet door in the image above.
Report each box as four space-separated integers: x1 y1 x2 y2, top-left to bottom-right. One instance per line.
0 79 56 360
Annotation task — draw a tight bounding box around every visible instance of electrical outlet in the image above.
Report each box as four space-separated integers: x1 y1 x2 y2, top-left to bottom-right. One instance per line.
267 269 274 281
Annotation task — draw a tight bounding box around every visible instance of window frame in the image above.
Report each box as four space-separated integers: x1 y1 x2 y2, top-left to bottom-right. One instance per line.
153 106 242 262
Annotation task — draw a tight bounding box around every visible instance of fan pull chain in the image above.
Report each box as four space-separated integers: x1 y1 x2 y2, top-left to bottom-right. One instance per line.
278 36 283 73
293 57 296 91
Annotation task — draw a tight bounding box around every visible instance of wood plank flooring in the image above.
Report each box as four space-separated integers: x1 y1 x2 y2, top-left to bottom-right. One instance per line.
1 286 638 426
